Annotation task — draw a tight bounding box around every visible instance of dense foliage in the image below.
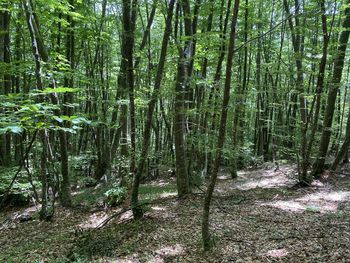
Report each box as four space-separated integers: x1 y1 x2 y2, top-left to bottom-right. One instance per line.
1 0 350 250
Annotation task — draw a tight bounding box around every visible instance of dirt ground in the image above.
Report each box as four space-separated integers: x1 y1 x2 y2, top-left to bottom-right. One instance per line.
1 164 350 262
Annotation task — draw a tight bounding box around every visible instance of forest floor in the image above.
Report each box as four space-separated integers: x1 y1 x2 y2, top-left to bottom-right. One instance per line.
1 163 350 262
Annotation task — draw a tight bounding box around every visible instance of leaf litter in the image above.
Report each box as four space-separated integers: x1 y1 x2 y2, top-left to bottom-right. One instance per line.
1 164 350 262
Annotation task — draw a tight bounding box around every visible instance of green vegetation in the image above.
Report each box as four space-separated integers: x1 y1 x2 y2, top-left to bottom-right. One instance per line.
103 186 127 206
1 0 350 260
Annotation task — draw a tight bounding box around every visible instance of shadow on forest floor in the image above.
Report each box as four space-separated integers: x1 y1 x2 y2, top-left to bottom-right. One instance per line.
1 164 350 262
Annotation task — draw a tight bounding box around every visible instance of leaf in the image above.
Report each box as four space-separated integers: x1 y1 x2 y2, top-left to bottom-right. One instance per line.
1 102 17 107
116 99 129 105
0 125 23 135
28 104 40 112
9 126 23 134
41 87 81 94
306 205 321 213
71 117 91 125
53 116 64 123
58 127 77 134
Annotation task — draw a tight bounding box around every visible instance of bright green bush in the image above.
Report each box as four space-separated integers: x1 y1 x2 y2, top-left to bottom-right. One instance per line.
103 186 127 206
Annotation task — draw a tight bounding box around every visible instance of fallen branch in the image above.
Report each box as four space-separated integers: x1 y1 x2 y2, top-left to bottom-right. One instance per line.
95 207 134 230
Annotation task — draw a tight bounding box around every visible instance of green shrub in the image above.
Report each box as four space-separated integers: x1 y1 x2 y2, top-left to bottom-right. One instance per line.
103 186 127 206
80 177 98 188
0 167 37 207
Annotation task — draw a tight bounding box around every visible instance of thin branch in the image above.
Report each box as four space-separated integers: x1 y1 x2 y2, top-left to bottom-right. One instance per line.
234 6 318 53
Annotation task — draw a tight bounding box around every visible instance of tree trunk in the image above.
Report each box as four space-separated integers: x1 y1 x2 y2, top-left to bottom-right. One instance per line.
173 0 193 197
306 0 329 163
312 1 350 177
131 0 176 218
331 108 350 170
284 0 310 184
23 0 72 209
0 9 12 167
202 0 240 250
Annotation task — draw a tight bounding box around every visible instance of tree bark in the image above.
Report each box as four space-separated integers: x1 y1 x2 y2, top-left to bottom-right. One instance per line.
202 0 240 250
23 0 72 208
283 0 310 184
312 1 350 177
331 108 350 170
173 0 193 197
131 0 176 219
306 0 329 163
0 9 12 167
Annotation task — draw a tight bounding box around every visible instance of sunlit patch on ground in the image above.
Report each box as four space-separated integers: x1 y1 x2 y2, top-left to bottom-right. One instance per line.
79 208 135 229
152 244 185 262
139 183 177 201
217 165 297 192
236 174 296 190
263 248 288 258
151 206 167 211
103 254 140 263
22 205 40 213
311 180 325 187
104 245 185 263
119 210 133 221
159 192 177 198
147 205 174 220
149 179 174 187
263 200 305 212
218 169 231 180
154 244 185 257
261 191 350 213
79 211 110 229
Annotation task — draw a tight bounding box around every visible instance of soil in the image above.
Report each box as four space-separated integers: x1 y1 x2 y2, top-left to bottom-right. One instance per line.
1 164 350 262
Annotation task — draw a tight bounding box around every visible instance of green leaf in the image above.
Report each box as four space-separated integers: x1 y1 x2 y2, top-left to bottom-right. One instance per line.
71 117 91 125
0 125 23 135
9 126 23 134
306 205 321 213
28 104 40 112
41 87 81 94
53 116 63 123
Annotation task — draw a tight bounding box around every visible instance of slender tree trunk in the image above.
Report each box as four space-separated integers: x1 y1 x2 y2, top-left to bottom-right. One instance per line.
131 0 176 218
203 0 232 174
313 1 350 177
23 0 52 219
126 0 138 174
23 0 72 209
331 107 350 170
306 0 329 162
0 9 11 167
230 0 248 178
173 0 193 197
202 0 240 250
58 0 77 207
284 0 310 184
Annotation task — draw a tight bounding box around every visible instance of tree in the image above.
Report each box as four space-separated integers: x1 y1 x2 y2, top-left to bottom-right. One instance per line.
202 0 240 250
312 0 350 177
23 0 72 213
131 0 176 219
173 0 193 197
0 8 11 167
283 0 311 185
332 107 350 170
